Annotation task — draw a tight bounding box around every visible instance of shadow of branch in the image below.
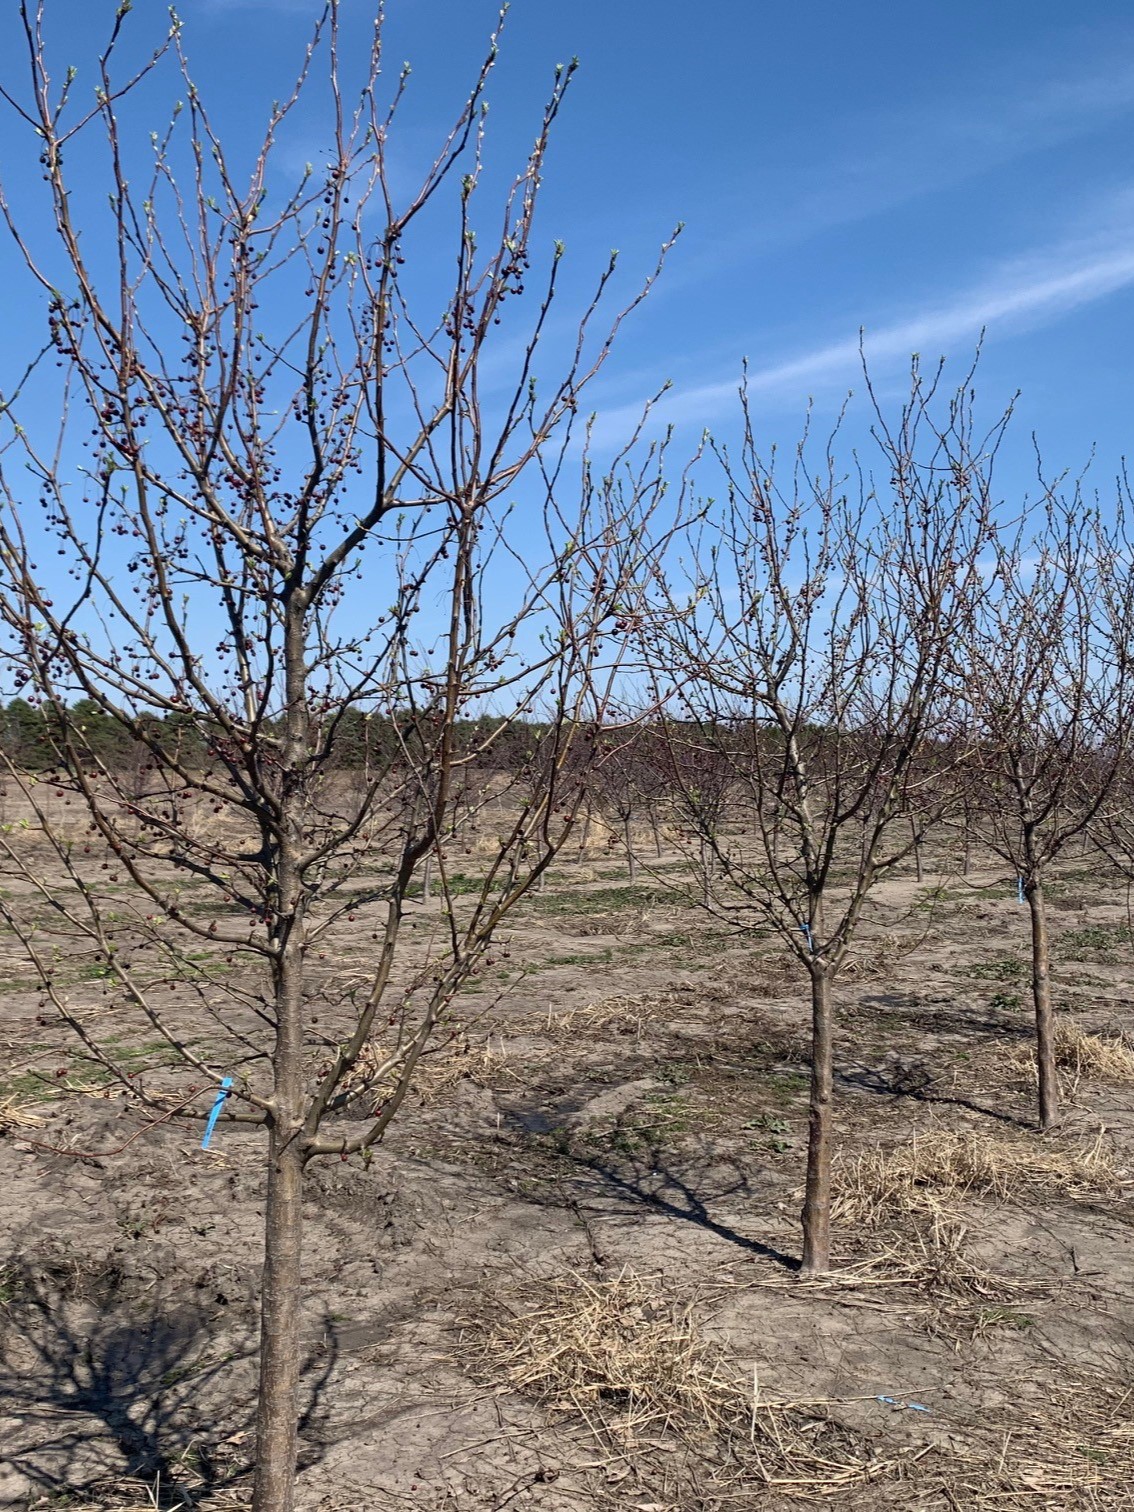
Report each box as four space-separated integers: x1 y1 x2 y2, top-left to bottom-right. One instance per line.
0 1252 336 1505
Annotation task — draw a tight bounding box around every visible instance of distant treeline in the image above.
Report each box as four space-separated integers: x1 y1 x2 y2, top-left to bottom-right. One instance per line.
3 697 986 787
0 698 557 774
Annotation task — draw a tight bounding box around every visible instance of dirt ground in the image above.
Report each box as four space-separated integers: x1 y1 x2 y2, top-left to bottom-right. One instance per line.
2 838 1134 1510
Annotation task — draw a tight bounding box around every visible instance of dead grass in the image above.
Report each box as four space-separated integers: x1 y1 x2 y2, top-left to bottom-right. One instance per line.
850 1213 1039 1300
1005 1021 1134 1101
478 1268 729 1438
469 1268 915 1498
338 1032 514 1107
0 1094 46 1133
825 1130 1115 1336
55 1465 248 1511
537 991 670 1040
841 933 907 982
945 1376 1134 1508
832 1128 1122 1229
1053 1021 1134 1081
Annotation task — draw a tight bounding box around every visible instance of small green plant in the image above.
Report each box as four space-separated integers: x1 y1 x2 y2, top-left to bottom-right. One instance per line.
444 872 504 896
1078 1446 1111 1465
531 885 667 917
912 883 964 911
963 955 1027 983
989 990 1021 1011
656 1060 694 1087
973 1304 1034 1333
769 1070 809 1101
651 930 696 949
75 959 115 981
543 948 615 968
1056 924 1133 961
744 1112 792 1152
603 1090 693 1153
0 1069 64 1102
571 1088 697 1158
642 1090 692 1124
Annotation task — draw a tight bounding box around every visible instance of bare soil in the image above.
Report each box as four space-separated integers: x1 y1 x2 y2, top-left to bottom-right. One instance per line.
3 841 1134 1509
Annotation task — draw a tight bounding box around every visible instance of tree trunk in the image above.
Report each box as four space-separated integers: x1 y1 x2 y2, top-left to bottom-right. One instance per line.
253 598 310 1511
651 809 664 859
421 852 433 903
624 817 637 885
1025 876 1059 1131
253 1133 305 1512
700 834 713 907
910 815 923 883
577 803 592 860
800 962 833 1275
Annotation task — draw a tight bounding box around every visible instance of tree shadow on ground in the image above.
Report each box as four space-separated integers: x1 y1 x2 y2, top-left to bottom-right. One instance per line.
0 1252 336 1505
836 1063 1031 1128
550 1142 800 1271
854 992 1032 1041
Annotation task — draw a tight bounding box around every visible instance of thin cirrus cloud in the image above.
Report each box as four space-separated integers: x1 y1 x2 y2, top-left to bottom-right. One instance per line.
678 38 1134 279
595 221 1134 438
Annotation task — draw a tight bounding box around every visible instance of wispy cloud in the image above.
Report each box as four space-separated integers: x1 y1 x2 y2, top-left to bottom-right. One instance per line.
678 39 1134 277
595 213 1134 437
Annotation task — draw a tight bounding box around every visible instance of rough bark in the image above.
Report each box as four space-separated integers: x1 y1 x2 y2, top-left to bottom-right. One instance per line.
253 1134 305 1512
577 804 593 859
252 603 311 1512
624 817 637 885
1026 876 1059 1131
800 962 834 1275
700 834 714 908
651 810 664 859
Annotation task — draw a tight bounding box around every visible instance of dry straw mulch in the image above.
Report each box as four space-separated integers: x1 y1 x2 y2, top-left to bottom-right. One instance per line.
1003 1022 1134 1097
1052 1022 1134 1080
468 1267 917 1501
832 1128 1124 1231
536 990 675 1041
336 1031 514 1108
0 1094 46 1133
826 1129 1129 1319
42 1468 248 1512
936 1376 1134 1509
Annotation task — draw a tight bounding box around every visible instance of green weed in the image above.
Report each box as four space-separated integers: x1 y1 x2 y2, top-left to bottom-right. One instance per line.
768 1069 809 1104
530 885 667 917
0 1070 60 1101
543 948 615 968
586 1089 694 1155
989 990 1021 1011
744 1112 792 1152
963 955 1028 983
656 1060 694 1087
974 1305 1034 1332
1056 924 1132 961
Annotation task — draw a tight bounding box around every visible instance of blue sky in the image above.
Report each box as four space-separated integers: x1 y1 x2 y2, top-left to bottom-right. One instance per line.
193 0 1130 479
2 0 1131 525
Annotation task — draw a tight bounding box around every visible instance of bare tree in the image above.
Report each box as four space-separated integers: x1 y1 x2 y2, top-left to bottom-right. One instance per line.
0 5 678 1507
640 368 1000 1274
952 493 1134 1130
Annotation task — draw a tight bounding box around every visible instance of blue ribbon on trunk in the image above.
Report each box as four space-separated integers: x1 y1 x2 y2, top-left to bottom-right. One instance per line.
201 1076 233 1149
